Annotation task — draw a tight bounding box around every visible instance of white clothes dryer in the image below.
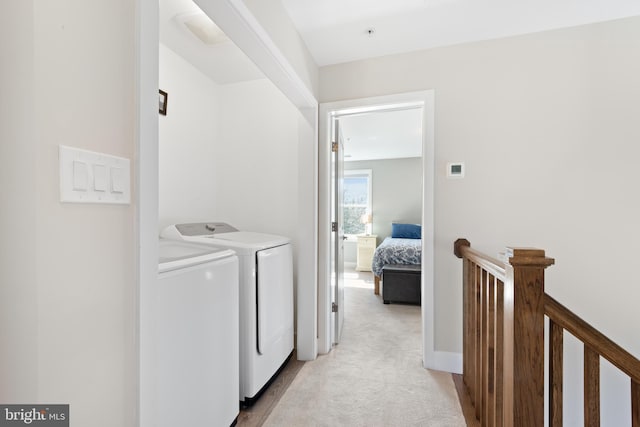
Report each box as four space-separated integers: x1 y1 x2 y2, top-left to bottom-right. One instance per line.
161 222 294 405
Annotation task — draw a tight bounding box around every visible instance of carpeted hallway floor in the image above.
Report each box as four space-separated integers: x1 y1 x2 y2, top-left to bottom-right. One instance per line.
262 267 465 427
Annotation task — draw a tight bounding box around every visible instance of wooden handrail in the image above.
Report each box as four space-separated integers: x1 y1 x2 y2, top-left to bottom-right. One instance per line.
455 238 640 427
545 295 640 382
454 238 506 279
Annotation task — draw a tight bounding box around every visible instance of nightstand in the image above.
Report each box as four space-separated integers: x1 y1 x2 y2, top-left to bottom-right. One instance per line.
356 235 377 272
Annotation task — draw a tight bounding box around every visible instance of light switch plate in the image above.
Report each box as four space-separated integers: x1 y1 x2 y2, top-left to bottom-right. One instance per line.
59 145 131 204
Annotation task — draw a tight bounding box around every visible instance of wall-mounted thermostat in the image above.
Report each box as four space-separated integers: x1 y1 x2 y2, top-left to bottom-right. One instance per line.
447 162 465 179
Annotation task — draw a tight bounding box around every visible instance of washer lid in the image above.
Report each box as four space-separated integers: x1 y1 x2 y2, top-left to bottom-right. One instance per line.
208 231 290 249
158 240 235 273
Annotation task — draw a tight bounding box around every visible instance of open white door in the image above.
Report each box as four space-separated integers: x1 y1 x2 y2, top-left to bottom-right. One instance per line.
330 117 345 345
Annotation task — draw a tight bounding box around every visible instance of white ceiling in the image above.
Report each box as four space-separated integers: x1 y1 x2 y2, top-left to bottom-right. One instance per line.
160 0 640 161
340 108 423 162
158 0 424 162
281 0 640 66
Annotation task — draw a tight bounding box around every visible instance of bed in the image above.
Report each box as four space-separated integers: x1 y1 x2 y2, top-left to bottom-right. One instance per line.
372 233 422 295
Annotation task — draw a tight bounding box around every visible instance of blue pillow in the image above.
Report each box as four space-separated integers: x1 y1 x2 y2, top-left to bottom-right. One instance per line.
391 223 421 239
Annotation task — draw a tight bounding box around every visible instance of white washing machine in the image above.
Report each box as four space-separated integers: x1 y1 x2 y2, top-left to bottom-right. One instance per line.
161 222 294 405
154 240 239 426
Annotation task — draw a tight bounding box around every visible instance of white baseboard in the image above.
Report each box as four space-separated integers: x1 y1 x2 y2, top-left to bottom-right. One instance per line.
424 351 462 374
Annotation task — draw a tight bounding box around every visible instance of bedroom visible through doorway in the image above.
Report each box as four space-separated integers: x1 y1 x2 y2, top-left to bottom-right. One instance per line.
339 105 423 272
339 105 423 333
318 91 436 369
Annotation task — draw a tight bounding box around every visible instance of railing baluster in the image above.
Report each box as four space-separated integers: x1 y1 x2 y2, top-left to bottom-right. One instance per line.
481 269 488 425
548 320 563 427
632 379 639 427
487 273 496 426
475 263 482 421
495 278 504 427
462 257 470 393
584 346 600 427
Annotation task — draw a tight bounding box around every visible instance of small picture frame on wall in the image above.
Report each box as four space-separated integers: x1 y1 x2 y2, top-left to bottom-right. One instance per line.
159 90 168 115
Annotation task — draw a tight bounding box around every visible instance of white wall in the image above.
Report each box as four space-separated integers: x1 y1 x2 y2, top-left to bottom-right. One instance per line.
158 52 301 254
343 158 422 263
158 44 221 229
320 16 640 425
214 78 305 346
215 78 302 247
1 1 137 426
157 48 305 340
0 0 38 402
350 158 422 238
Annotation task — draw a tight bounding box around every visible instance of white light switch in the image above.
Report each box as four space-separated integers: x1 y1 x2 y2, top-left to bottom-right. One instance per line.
72 161 89 191
59 145 131 204
111 167 125 193
93 164 107 191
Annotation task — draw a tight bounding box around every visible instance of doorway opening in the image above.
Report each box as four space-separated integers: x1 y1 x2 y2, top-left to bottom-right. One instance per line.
318 91 436 368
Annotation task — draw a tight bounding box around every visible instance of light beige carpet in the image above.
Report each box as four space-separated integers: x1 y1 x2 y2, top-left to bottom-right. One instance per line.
264 270 465 427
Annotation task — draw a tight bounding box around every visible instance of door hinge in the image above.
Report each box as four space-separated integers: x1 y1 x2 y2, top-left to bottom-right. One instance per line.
331 222 337 232
332 302 338 313
331 142 338 152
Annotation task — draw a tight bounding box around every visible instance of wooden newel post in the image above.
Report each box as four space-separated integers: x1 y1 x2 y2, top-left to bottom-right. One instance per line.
454 238 471 259
503 248 554 427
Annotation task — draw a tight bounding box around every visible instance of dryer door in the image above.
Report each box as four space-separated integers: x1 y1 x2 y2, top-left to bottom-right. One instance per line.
256 244 294 355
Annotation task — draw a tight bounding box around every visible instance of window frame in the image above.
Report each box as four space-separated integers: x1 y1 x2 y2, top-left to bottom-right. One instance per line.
343 169 372 241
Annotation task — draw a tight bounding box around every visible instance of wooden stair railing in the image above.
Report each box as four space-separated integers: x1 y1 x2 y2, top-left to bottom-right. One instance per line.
454 238 640 427
545 295 640 427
